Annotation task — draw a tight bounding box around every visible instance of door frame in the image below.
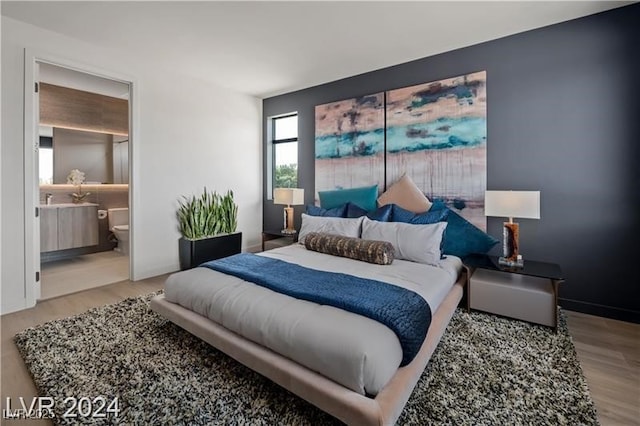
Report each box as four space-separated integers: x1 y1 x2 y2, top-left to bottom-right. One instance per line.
23 48 139 306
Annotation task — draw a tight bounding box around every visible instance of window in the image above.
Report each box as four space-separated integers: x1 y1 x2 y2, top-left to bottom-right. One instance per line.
39 148 53 185
39 136 53 185
272 113 298 190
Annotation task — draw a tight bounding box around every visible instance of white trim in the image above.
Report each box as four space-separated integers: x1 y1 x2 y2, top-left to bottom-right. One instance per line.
128 74 139 280
1 17 3 311
23 49 38 306
23 48 138 308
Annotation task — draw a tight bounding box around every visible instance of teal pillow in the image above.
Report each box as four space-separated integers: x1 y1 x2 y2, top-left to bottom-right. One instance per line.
318 185 378 212
429 201 498 258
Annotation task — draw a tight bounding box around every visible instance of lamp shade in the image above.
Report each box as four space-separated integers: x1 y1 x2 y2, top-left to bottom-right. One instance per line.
273 188 305 206
485 191 540 219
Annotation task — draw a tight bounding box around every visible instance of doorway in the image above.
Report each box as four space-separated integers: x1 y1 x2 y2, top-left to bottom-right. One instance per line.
23 51 136 303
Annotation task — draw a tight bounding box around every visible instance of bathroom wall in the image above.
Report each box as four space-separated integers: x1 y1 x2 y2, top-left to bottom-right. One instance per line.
40 184 128 253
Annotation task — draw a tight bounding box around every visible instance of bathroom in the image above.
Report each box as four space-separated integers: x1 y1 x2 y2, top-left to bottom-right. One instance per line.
38 63 130 299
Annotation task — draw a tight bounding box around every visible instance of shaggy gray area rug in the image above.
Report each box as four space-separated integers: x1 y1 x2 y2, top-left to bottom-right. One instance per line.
15 293 598 425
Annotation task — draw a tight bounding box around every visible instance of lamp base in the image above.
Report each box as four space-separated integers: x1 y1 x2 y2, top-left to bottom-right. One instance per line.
282 206 296 234
502 221 520 261
499 256 524 268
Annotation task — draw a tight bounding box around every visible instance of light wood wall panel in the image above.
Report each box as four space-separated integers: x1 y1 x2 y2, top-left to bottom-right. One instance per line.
40 83 128 136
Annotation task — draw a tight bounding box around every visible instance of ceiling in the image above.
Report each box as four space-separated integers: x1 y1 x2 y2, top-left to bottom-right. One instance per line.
2 1 631 98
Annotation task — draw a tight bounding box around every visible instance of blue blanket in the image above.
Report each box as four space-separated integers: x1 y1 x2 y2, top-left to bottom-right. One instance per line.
201 253 432 366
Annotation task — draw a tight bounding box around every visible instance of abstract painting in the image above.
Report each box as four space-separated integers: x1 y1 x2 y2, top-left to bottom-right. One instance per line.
386 71 487 229
315 93 385 201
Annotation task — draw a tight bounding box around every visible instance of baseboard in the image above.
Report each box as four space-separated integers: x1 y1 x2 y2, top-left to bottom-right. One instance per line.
559 298 640 324
41 246 99 263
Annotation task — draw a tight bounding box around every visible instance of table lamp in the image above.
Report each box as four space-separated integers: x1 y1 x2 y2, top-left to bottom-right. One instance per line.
485 190 540 267
273 188 304 234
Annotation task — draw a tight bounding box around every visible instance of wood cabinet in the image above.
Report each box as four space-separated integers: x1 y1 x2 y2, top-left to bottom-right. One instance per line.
40 204 99 252
40 208 59 252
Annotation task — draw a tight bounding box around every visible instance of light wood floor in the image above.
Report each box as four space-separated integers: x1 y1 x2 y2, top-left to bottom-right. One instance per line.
1 278 638 425
40 250 129 300
564 310 640 425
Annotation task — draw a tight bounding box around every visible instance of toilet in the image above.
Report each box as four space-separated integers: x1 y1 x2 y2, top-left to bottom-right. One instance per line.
107 208 129 255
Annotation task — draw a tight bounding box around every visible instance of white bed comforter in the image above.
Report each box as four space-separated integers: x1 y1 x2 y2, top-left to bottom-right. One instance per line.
164 244 461 395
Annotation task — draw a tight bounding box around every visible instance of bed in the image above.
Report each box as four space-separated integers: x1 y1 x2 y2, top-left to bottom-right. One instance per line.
151 235 466 425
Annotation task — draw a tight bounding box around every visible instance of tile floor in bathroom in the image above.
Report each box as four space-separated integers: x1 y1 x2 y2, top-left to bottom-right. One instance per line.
40 250 129 300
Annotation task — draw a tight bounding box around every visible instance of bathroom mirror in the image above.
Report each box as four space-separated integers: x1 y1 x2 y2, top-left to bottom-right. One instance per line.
39 126 129 185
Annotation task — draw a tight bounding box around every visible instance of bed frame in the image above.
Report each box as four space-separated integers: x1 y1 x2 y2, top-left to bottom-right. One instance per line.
150 272 465 426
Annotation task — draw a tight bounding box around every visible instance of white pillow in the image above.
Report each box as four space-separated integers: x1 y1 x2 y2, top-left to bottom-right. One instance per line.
298 214 364 244
361 216 446 265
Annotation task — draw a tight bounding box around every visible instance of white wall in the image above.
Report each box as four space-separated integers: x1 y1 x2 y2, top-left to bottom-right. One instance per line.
1 17 262 314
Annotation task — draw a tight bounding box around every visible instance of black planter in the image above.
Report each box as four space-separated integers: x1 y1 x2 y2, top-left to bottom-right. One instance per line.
179 232 242 270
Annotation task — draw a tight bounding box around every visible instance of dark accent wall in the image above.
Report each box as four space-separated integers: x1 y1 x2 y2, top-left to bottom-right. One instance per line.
263 5 640 322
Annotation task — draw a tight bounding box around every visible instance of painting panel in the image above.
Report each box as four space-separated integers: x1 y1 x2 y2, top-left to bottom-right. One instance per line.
386 71 487 230
315 93 385 203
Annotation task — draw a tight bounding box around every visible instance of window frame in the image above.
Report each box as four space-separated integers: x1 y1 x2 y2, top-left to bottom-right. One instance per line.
268 112 298 199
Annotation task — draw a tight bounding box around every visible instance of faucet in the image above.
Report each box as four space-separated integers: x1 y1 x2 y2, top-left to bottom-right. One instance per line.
45 193 53 205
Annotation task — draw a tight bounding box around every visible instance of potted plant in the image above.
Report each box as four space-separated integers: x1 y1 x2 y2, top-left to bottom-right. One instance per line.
177 188 242 270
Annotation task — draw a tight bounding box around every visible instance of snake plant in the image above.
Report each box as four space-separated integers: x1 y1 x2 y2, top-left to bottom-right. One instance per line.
177 188 238 240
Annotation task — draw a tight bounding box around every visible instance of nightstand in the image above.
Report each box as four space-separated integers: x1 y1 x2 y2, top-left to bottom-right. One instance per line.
462 254 564 330
262 229 297 251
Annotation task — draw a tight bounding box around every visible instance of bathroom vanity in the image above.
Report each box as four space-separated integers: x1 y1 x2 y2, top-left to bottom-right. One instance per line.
40 203 99 252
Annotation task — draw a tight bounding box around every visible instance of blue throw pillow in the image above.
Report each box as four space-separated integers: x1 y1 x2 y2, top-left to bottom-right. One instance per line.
305 203 347 218
429 202 499 258
346 203 394 221
430 199 448 211
345 202 368 218
367 204 394 222
391 204 449 224
318 185 378 212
